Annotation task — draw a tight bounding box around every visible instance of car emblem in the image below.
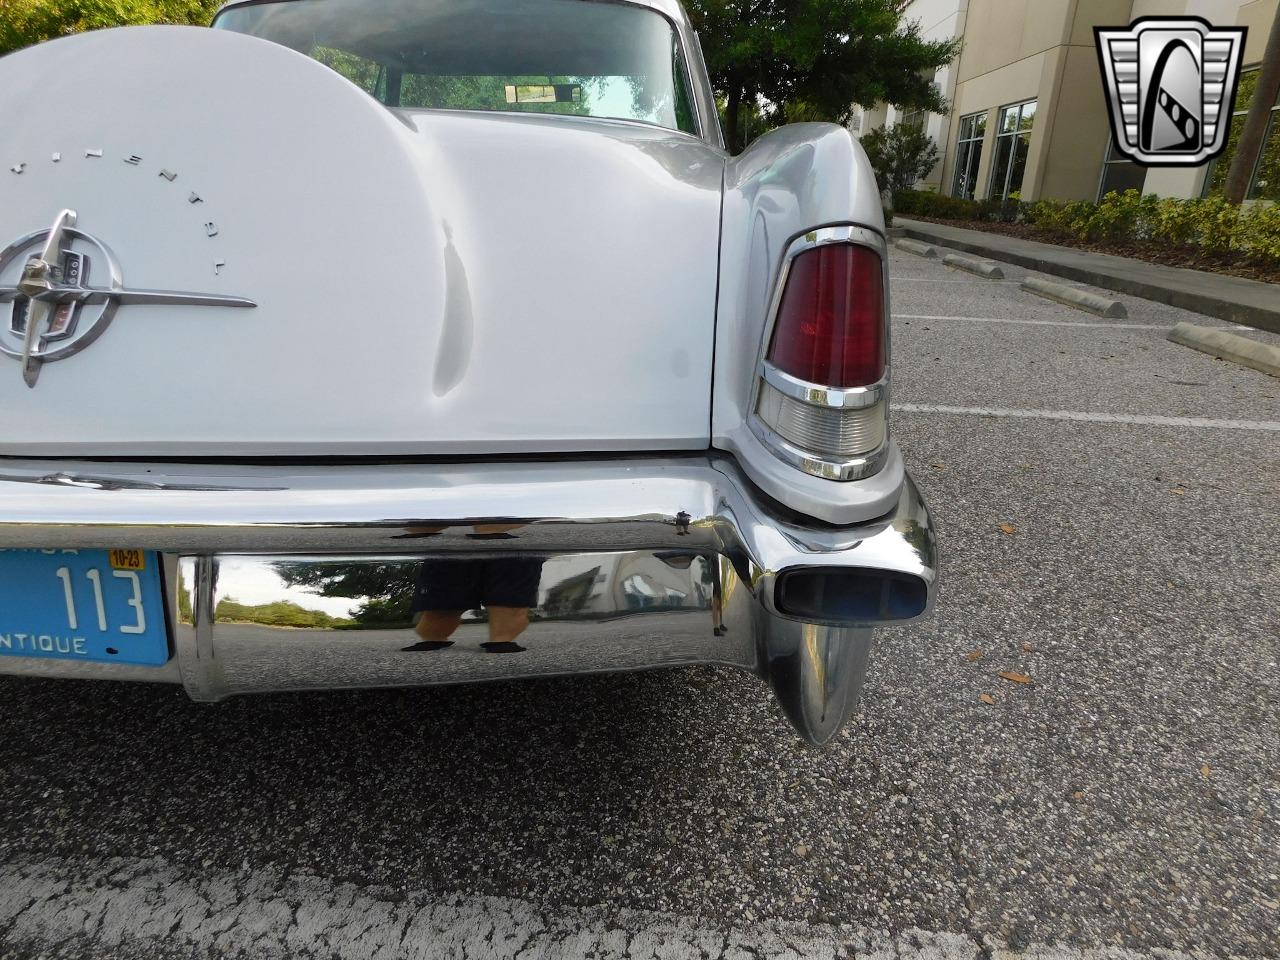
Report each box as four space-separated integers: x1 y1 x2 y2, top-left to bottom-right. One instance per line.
1095 17 1247 167
0 209 255 387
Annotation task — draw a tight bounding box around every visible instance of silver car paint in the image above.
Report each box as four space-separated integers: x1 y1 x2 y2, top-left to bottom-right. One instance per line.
0 27 723 456
0 15 895 524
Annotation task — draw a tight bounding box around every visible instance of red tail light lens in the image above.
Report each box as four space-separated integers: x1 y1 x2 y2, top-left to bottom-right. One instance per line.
766 244 885 388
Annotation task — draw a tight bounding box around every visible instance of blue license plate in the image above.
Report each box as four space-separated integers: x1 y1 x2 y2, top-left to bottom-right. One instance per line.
0 549 170 666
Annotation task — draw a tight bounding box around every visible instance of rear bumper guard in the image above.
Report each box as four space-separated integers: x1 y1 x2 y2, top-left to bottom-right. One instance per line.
0 456 937 744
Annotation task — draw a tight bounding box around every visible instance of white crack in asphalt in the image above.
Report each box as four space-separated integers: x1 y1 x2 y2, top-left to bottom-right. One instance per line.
0 855 1211 960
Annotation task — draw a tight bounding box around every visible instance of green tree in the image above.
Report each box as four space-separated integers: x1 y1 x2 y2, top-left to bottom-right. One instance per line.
214 598 353 630
685 0 959 153
861 122 939 197
0 0 221 56
275 561 419 630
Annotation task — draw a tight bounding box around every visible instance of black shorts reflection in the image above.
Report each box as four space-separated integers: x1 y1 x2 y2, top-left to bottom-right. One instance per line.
411 557 544 612
404 556 547 654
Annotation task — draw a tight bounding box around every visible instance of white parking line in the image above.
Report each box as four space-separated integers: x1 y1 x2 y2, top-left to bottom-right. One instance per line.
896 314 1255 332
0 854 1202 960
894 313 1166 329
889 276 1025 284
897 403 1280 432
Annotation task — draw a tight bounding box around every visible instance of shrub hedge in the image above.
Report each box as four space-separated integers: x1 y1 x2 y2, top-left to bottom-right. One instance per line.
893 188 1280 264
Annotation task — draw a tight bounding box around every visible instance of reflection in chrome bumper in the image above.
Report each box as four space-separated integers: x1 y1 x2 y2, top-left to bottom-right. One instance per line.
0 456 936 744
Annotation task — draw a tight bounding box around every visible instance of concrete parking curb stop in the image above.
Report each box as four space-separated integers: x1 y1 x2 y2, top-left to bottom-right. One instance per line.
942 253 1004 279
895 238 937 258
896 217 1280 334
1021 277 1128 318
1167 322 1280 378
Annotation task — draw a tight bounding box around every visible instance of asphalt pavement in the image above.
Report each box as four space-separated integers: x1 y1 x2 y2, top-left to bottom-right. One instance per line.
1 249 1277 959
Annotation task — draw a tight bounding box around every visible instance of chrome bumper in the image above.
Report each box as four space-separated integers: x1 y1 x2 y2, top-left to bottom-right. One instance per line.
0 455 937 744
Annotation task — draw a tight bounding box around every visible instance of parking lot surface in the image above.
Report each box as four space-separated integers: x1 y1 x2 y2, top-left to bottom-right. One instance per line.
2 249 1277 959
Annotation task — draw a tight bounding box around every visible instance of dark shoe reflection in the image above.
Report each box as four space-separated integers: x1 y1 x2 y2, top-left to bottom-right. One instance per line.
401 640 456 653
480 640 527 654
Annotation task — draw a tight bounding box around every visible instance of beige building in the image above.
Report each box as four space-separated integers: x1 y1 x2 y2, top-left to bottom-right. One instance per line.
856 0 1279 203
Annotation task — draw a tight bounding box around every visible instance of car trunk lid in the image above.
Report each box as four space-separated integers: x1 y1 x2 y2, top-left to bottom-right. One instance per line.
0 27 725 456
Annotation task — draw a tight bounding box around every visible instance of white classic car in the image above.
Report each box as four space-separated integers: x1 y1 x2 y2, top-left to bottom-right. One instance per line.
0 0 936 744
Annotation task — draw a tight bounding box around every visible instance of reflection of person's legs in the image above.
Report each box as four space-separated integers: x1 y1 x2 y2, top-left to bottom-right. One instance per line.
487 606 530 643
404 559 481 652
415 610 465 642
712 563 727 636
479 557 544 653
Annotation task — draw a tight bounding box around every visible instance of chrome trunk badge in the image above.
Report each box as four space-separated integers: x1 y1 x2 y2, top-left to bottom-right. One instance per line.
0 210 255 387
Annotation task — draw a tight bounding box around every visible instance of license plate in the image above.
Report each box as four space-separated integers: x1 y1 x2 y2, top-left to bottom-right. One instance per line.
0 549 170 666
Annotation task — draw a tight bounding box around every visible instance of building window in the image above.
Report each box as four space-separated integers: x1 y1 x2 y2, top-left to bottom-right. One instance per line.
1204 68 1280 201
900 109 925 131
989 99 1036 201
1097 137 1146 200
951 111 986 200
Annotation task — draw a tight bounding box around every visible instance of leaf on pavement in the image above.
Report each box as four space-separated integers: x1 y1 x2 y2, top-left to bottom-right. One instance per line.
1022 642 1035 653
1200 765 1212 778
998 523 1017 535
965 648 983 662
1170 487 1187 496
999 670 1032 685
979 693 996 705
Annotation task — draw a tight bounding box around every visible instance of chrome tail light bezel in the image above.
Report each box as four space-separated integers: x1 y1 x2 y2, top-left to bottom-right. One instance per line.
748 225 891 482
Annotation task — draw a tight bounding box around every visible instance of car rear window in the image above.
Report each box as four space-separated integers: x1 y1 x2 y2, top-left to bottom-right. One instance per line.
213 0 699 135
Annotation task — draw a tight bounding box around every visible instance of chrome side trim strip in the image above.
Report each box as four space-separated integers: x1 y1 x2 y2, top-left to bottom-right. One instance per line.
0 284 257 310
